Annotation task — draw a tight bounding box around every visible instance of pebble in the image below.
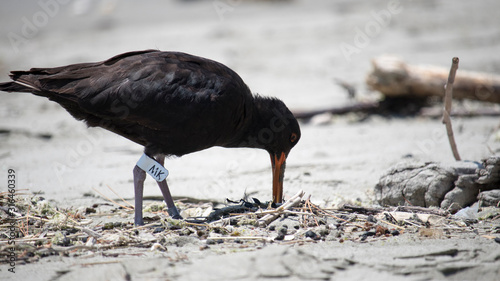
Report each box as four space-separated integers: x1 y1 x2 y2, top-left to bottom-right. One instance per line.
367 215 377 223
102 222 115 230
318 225 330 236
305 230 319 240
153 227 165 233
278 226 288 235
360 231 376 241
275 233 285 241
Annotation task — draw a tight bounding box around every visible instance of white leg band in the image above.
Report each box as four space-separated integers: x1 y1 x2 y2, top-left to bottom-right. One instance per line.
136 154 169 182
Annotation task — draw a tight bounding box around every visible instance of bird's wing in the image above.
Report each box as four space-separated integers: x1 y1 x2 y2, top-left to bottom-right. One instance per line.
7 50 252 151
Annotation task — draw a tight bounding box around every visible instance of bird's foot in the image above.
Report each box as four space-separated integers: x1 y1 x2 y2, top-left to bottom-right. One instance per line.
167 206 183 220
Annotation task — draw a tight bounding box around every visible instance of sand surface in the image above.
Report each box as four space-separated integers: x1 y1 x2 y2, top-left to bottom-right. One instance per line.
1 0 500 280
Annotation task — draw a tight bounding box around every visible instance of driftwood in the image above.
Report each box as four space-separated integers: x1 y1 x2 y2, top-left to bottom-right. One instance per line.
292 102 379 119
420 107 500 118
366 56 500 103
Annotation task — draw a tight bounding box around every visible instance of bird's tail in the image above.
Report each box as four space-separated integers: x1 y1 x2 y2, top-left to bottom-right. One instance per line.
0 70 41 93
0 81 34 93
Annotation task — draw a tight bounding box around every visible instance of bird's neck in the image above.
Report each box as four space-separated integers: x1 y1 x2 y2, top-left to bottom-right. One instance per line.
233 96 285 151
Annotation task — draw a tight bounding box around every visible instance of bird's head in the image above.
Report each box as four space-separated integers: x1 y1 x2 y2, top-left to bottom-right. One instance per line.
249 96 301 204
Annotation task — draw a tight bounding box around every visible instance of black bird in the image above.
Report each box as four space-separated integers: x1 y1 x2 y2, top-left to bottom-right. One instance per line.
0 50 301 225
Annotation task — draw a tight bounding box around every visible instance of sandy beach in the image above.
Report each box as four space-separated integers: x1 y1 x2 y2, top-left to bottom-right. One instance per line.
1 0 500 280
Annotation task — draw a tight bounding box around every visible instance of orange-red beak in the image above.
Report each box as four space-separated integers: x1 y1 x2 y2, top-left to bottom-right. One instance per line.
270 152 287 203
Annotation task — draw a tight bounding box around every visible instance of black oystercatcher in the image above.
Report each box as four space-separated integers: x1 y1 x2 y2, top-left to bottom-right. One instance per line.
0 50 301 225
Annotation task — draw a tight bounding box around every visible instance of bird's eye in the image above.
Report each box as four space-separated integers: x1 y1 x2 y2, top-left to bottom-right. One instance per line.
290 133 298 143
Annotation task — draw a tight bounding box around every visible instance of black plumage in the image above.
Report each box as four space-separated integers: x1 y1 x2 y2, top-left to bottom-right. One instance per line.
0 50 301 225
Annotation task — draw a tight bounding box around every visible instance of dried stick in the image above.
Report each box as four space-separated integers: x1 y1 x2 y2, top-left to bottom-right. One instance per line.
106 184 135 209
92 187 133 210
206 236 273 242
257 189 305 227
442 57 461 161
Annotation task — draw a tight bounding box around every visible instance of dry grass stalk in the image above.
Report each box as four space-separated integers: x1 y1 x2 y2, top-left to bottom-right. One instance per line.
91 187 134 210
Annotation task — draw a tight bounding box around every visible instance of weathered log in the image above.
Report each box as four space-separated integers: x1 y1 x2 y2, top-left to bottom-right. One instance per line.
420 107 500 118
366 56 500 103
292 102 379 119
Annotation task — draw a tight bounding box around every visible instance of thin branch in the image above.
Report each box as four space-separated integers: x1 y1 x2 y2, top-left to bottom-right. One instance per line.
106 184 135 209
442 57 461 161
92 187 134 210
257 190 305 227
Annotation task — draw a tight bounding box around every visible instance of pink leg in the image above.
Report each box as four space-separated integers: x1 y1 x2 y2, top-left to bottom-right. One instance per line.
133 165 147 225
155 155 182 219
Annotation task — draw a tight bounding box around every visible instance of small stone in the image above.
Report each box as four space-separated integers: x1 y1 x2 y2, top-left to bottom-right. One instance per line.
360 231 376 241
326 230 341 241
150 243 167 252
60 237 71 246
166 222 182 230
153 227 165 233
305 230 319 240
275 233 285 241
269 225 276 231
367 215 377 223
278 226 288 235
103 222 114 230
494 237 500 244
375 225 388 236
391 230 400 236
318 225 330 236
181 228 193 236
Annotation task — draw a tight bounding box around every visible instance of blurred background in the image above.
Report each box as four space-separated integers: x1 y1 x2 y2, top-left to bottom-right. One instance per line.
1 0 499 206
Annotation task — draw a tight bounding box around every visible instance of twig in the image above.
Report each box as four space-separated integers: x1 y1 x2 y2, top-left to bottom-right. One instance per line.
394 206 449 216
106 185 135 209
310 203 365 228
442 57 461 161
379 219 406 231
54 210 82 226
92 187 134 210
304 197 319 227
257 190 305 227
79 227 102 239
206 236 272 242
339 204 383 215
